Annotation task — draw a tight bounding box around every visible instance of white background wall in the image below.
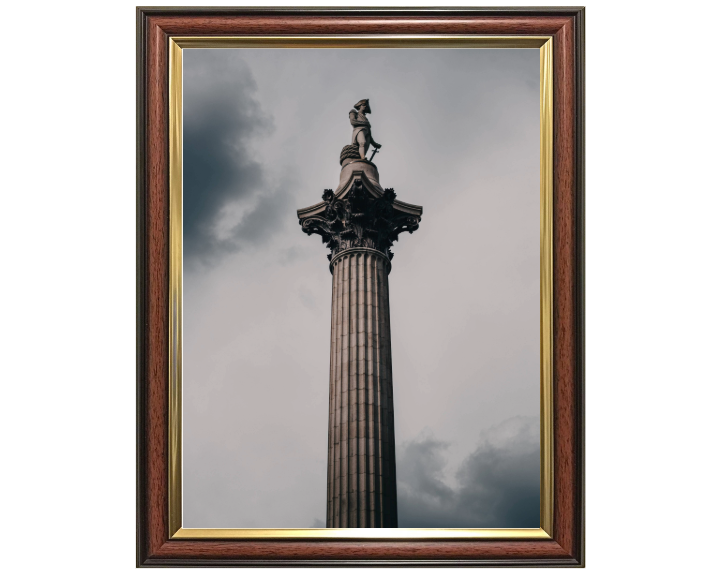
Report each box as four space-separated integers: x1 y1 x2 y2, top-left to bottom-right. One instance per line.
1 0 718 574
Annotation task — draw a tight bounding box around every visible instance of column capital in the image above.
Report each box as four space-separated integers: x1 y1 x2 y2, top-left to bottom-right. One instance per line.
297 172 423 263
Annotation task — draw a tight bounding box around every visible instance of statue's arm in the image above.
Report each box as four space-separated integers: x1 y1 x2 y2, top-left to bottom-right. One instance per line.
349 110 368 127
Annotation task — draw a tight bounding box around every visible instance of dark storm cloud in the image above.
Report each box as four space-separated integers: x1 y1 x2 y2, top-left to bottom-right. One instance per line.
183 51 289 266
397 417 540 528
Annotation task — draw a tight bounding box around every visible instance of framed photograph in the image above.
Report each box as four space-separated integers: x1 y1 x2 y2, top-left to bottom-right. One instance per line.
137 7 584 567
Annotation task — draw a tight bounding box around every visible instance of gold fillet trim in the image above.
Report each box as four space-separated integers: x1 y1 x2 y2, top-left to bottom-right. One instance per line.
168 38 183 538
167 35 554 540
173 528 551 540
173 35 552 49
539 38 555 537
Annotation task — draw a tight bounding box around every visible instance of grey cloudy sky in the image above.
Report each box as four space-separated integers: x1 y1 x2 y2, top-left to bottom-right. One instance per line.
182 48 540 528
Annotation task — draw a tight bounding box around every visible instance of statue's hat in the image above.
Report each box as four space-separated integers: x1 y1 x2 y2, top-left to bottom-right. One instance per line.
354 99 371 114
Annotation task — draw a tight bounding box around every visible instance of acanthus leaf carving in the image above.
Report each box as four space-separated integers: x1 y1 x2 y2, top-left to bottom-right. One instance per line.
299 178 421 261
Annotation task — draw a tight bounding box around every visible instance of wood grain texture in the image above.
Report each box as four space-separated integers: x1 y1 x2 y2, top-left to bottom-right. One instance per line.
552 16 580 561
137 7 585 567
149 15 573 36
141 14 170 563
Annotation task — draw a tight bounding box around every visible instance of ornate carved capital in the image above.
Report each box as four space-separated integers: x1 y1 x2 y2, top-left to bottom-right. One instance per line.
299 178 421 262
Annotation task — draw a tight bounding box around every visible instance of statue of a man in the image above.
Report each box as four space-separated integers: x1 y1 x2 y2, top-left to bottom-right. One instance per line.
349 99 382 160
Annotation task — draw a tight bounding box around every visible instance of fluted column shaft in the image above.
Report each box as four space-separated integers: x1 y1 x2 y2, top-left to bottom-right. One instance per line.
326 248 398 528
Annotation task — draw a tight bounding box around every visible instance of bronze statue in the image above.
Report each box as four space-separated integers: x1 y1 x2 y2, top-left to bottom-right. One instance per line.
340 99 382 164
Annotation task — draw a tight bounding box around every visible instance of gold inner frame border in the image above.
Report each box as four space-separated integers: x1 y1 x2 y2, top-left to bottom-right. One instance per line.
168 35 554 540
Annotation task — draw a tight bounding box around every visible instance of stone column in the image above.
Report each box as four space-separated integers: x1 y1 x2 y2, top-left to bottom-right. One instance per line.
298 161 422 528
327 248 397 528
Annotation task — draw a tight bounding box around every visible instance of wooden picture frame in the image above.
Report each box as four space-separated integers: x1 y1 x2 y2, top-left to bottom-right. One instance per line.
137 6 584 567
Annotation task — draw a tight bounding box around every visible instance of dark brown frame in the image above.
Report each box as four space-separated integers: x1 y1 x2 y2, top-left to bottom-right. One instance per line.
137 6 585 567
